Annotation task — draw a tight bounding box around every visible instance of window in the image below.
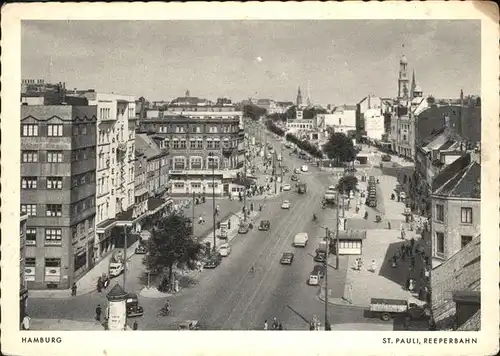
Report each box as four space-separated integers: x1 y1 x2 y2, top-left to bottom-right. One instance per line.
45 228 62 245
26 228 37 246
435 204 444 222
207 156 219 169
180 140 187 149
74 252 87 272
173 157 186 170
207 140 214 149
80 125 87 135
461 207 473 224
44 258 61 281
47 177 63 189
435 232 444 255
22 151 38 163
173 140 179 149
25 258 36 281
21 204 37 216
197 139 203 149
214 140 220 149
47 124 63 137
174 183 184 189
163 139 170 149
190 140 197 149
46 204 62 217
47 151 63 163
21 177 37 189
190 157 203 169
22 124 39 137
461 235 473 248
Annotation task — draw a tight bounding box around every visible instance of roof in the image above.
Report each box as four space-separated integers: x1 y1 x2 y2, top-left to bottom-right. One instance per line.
338 229 367 240
107 283 127 300
135 133 165 160
278 101 294 106
433 154 480 198
438 139 459 151
431 235 481 329
170 96 207 106
421 130 449 152
414 85 422 92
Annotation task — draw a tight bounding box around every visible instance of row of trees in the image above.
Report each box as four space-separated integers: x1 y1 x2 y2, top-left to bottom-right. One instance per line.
285 133 323 158
242 104 267 121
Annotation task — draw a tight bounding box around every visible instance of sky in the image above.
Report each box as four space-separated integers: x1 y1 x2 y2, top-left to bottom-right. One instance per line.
21 20 481 105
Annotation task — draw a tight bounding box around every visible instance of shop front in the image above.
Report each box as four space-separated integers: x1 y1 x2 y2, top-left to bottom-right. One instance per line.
332 230 367 255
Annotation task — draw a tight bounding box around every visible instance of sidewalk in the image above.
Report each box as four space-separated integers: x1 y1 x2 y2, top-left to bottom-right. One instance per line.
29 318 105 331
29 240 140 299
318 229 423 308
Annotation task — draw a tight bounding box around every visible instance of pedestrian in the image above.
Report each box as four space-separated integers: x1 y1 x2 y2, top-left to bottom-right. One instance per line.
96 277 102 292
22 314 31 330
273 317 278 330
198 216 203 224
370 259 376 273
71 282 77 296
309 321 315 330
95 304 102 322
264 320 268 331
250 203 254 212
133 321 138 330
278 322 283 330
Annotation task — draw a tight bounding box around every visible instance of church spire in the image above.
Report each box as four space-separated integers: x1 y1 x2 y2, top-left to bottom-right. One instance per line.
296 86 303 107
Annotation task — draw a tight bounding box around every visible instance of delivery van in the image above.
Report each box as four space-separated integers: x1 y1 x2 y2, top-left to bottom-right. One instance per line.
293 232 309 247
308 265 325 285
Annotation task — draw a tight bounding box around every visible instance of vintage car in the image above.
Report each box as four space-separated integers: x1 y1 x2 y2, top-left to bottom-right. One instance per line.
204 253 222 269
290 175 298 182
281 200 292 209
126 293 144 317
238 223 250 234
280 252 294 265
381 154 392 162
314 251 327 263
177 320 201 330
259 220 271 231
282 183 292 191
134 244 147 255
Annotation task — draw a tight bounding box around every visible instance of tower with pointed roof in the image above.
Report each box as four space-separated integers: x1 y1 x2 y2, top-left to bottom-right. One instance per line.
296 86 303 107
306 81 312 107
398 55 409 101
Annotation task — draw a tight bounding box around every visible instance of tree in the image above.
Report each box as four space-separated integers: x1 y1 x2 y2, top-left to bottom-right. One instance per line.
143 212 204 291
243 104 267 120
303 107 327 120
285 105 297 121
322 132 357 165
266 120 285 137
426 96 436 105
336 175 358 194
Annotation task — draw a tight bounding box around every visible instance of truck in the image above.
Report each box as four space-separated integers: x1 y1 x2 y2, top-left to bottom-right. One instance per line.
366 298 429 322
297 182 307 194
109 250 125 277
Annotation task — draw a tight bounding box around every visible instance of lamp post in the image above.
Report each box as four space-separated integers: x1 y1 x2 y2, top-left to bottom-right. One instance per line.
208 152 217 252
115 221 133 291
319 225 331 329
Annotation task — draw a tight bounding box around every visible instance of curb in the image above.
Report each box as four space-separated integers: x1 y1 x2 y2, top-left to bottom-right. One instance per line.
316 289 368 309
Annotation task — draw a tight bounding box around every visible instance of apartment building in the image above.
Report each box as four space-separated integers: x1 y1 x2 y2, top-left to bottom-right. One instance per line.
21 104 97 289
139 103 244 196
20 213 28 323
430 152 481 268
75 92 138 260
133 150 149 221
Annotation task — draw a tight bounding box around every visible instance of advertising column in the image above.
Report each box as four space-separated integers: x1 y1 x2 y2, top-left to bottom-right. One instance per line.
106 283 128 331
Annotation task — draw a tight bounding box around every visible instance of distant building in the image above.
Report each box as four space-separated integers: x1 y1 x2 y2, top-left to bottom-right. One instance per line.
138 103 244 196
21 104 97 289
169 90 212 107
430 234 480 330
276 101 294 114
216 97 232 106
255 99 277 114
430 152 481 268
324 105 356 134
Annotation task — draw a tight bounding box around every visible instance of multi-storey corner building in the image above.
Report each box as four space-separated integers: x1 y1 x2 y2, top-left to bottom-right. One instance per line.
135 133 170 197
21 104 97 289
20 212 28 323
430 152 481 268
139 97 245 196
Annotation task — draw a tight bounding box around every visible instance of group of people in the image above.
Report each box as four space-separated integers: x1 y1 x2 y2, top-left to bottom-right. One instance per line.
263 317 283 330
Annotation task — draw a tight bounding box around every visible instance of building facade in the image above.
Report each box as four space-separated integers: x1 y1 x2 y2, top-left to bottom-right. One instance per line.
21 104 97 289
133 150 149 220
139 104 244 196
430 153 481 268
324 105 356 134
76 92 138 261
135 134 170 197
20 213 28 323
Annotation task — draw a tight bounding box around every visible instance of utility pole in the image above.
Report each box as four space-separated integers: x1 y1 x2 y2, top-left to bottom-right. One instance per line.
324 227 330 329
273 151 278 194
209 153 217 252
123 225 128 290
243 142 248 222
335 191 340 270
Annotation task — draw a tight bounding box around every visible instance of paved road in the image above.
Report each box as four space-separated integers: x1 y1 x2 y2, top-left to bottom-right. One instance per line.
29 127 394 331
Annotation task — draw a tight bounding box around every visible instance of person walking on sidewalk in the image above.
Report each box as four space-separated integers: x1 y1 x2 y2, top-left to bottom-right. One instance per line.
264 320 268 331
95 304 102 322
71 282 77 296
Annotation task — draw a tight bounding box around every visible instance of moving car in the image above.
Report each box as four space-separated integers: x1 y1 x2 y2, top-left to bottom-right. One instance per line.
301 165 309 172
282 183 291 191
281 200 292 209
238 223 250 234
291 175 298 181
204 253 222 269
219 243 231 257
258 220 271 231
134 244 147 255
314 251 327 263
126 293 144 317
297 182 307 194
381 154 392 162
293 232 308 247
280 252 295 265
294 168 301 174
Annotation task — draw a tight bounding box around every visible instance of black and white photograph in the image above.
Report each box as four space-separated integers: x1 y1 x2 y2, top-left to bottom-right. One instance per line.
2 2 498 356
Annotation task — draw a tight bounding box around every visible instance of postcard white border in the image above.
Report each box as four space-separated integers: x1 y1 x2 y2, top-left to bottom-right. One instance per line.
1 2 499 356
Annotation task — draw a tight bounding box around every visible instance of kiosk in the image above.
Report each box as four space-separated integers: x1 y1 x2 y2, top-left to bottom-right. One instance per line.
332 230 367 255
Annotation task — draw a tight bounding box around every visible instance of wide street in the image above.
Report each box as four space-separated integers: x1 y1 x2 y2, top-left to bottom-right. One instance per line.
29 126 397 331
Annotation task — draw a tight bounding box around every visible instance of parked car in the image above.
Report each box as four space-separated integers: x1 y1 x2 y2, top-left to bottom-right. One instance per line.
381 154 392 162
219 243 231 257
280 252 295 265
314 251 327 263
301 165 309 172
259 220 271 231
238 223 250 234
281 200 292 209
294 168 301 174
282 183 291 191
204 253 222 269
134 244 147 255
308 265 326 285
291 175 298 181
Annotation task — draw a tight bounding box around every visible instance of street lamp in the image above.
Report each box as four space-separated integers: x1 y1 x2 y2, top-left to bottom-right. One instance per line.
115 221 133 291
208 152 217 252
